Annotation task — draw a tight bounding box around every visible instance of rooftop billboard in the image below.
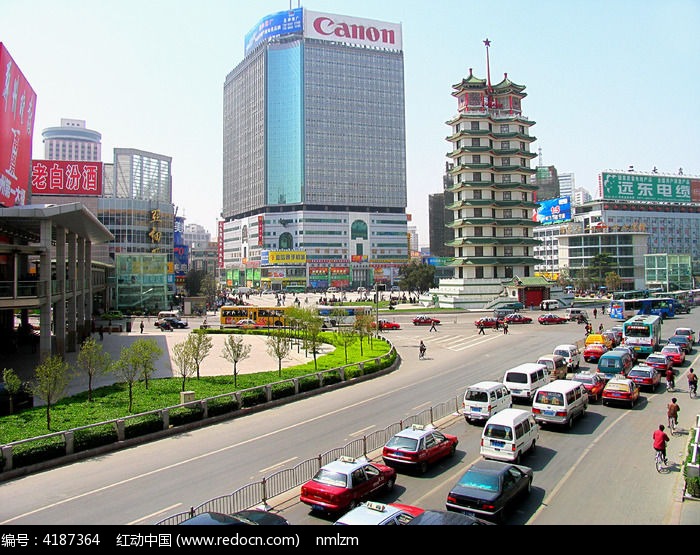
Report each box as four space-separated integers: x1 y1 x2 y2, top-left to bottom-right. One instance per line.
31 160 103 196
536 196 571 225
601 171 700 203
0 43 37 207
304 10 402 50
244 8 303 55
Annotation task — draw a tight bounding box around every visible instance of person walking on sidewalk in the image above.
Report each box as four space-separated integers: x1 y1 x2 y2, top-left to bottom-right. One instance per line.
503 321 509 335
430 320 437 332
140 320 144 334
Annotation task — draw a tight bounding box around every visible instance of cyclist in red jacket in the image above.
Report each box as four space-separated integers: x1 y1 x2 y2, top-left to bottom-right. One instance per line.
653 424 670 465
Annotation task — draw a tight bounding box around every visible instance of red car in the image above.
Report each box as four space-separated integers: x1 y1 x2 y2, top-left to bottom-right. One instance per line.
413 315 440 326
538 313 568 325
382 424 458 474
300 456 396 514
660 345 685 366
572 372 606 402
644 353 673 374
503 313 532 324
626 365 661 392
602 377 641 408
583 343 608 363
374 319 401 331
474 317 500 329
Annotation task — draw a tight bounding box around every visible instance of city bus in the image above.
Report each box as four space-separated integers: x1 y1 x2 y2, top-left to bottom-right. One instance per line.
608 297 677 320
653 290 692 314
219 306 289 329
316 305 374 328
622 314 662 356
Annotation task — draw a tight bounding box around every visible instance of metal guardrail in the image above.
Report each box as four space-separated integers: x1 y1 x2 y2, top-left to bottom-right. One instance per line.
154 397 462 525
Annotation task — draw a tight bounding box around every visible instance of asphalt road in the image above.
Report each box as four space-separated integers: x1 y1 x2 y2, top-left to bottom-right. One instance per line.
1 306 698 525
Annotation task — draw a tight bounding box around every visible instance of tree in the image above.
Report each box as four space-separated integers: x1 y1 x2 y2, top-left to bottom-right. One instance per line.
588 253 615 289
184 269 206 298
75 337 112 402
187 331 213 379
605 271 622 293
221 335 251 388
397 260 436 293
172 341 196 392
131 339 164 389
266 328 291 378
354 313 375 355
113 346 142 413
303 317 324 372
30 355 71 430
336 326 358 364
2 368 22 415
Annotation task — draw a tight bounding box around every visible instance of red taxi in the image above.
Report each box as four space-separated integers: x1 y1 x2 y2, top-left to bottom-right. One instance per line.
660 344 685 366
583 343 608 363
503 313 532 324
474 317 500 329
602 377 641 408
538 313 568 325
571 372 606 403
300 456 396 514
382 424 458 474
626 365 661 392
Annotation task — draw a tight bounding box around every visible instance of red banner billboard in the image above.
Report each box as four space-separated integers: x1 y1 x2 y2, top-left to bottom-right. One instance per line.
0 43 37 207
31 159 103 196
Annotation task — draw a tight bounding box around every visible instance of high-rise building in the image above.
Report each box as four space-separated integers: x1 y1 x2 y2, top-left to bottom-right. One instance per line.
221 8 407 290
572 187 593 205
42 118 101 161
559 172 575 200
533 165 560 201
430 41 539 308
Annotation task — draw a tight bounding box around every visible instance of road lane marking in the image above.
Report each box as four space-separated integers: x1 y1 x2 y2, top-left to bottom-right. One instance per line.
350 425 375 437
260 457 297 473
128 503 182 525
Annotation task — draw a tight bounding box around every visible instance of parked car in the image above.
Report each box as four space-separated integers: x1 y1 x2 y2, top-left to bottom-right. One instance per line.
602 377 641 408
333 501 424 525
583 343 608 363
382 423 458 474
673 327 695 346
374 319 401 331
538 313 568 325
445 459 533 523
474 317 501 329
299 456 396 514
660 344 685 366
571 371 606 402
179 510 289 525
413 315 440 326
667 334 692 355
626 365 661 392
644 353 673 374
502 313 532 324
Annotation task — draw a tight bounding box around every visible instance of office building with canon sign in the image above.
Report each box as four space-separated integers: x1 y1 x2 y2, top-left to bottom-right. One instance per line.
221 8 407 291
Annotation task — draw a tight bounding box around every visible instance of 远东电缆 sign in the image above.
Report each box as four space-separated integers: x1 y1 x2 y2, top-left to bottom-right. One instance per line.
602 172 700 203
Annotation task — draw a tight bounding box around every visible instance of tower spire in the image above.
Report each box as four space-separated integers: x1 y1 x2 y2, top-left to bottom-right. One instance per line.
483 38 492 90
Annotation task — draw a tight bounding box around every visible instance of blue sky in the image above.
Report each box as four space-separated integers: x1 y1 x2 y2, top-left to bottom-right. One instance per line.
3 0 698 247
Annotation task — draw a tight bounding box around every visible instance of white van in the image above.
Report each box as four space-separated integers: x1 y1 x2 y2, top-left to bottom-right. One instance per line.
531 380 589 429
503 363 550 402
462 381 512 425
553 344 583 371
540 299 562 311
565 308 589 321
157 310 181 320
480 408 539 464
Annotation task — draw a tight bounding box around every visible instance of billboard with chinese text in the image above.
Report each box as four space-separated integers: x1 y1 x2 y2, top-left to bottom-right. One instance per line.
536 196 571 225
31 160 103 196
601 172 700 203
0 43 37 207
245 8 303 55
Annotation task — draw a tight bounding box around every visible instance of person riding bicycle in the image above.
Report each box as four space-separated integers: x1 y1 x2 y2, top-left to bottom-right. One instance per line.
652 424 670 465
688 368 698 396
667 398 680 431
665 367 675 391
419 341 426 359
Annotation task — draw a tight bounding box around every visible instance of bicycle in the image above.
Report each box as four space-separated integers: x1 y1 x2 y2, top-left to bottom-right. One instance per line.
690 382 698 399
668 415 678 436
655 449 669 473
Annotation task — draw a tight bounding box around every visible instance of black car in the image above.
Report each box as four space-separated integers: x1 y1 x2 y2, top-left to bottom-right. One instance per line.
667 335 692 354
161 317 188 329
0 381 34 416
445 459 533 523
179 510 289 525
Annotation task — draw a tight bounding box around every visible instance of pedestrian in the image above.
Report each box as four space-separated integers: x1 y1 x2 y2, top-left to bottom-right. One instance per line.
593 308 598 319
478 323 485 335
140 320 144 334
99 326 104 341
598 323 604 334
495 319 500 331
108 319 112 334
430 320 437 332
503 321 509 335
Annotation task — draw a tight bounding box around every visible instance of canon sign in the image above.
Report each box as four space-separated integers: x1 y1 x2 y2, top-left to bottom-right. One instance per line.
303 9 402 51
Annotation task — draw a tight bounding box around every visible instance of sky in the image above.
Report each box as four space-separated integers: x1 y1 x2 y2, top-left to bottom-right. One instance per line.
2 0 699 247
